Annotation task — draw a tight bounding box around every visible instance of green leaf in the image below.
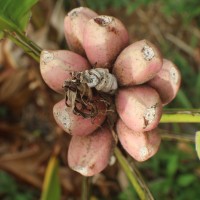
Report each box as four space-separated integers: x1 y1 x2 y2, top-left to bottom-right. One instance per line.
0 31 4 39
176 89 193 108
0 0 38 35
195 131 200 159
166 154 179 177
41 156 61 200
177 174 196 187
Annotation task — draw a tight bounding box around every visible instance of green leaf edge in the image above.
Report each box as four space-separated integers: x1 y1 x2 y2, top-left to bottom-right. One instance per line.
195 131 200 160
0 0 38 38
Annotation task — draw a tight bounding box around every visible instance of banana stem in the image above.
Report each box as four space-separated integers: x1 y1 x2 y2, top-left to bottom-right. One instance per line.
114 147 154 200
159 129 195 142
162 109 200 123
4 30 42 62
81 177 90 200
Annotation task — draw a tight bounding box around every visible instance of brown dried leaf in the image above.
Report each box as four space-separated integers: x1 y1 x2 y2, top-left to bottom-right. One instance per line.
0 144 51 189
50 0 65 42
0 68 33 110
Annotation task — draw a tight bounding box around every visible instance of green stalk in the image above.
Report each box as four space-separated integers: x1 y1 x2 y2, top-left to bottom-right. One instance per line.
195 131 200 159
161 109 200 123
114 147 154 200
81 177 90 200
159 129 195 142
4 30 42 62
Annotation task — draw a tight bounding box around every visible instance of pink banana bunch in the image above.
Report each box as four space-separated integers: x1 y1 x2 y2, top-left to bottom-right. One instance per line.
40 7 181 176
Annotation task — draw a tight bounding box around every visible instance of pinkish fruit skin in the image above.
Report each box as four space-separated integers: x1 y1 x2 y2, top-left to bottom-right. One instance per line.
112 40 163 86
64 7 98 55
148 59 181 105
83 15 129 69
40 50 90 93
68 125 114 176
116 119 161 162
115 85 162 132
53 99 106 136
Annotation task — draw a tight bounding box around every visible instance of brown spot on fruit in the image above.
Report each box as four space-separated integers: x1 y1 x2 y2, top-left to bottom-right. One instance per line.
94 16 113 26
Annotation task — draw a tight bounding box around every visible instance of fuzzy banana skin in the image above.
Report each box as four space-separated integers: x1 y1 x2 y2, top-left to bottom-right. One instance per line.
68 125 115 176
148 59 181 105
115 85 162 132
113 40 163 86
117 119 161 162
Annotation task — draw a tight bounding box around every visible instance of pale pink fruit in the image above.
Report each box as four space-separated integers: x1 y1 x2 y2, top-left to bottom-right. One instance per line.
40 50 90 93
113 40 163 86
64 7 98 55
53 99 106 136
115 85 162 132
83 15 129 69
68 125 114 176
116 119 161 162
148 59 181 105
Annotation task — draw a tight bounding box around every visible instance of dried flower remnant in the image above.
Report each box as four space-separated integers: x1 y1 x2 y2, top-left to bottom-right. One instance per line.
143 104 157 128
63 68 118 118
41 51 54 64
170 67 178 84
54 106 72 133
68 7 84 18
139 146 150 160
142 45 155 61
80 68 118 94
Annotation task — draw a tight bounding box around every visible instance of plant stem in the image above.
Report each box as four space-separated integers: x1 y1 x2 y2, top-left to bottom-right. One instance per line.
114 147 154 200
4 30 42 62
159 129 195 142
161 109 200 123
81 177 90 200
77 0 87 7
195 131 200 159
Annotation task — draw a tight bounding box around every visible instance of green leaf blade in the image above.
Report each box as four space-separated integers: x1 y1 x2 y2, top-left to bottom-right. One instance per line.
41 156 61 200
0 0 38 34
195 131 200 159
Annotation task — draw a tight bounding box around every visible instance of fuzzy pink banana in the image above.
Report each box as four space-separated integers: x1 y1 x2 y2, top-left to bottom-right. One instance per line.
148 59 181 105
53 99 106 136
64 7 98 55
40 50 90 93
68 125 114 176
116 119 161 161
113 40 163 86
83 15 129 69
115 85 162 132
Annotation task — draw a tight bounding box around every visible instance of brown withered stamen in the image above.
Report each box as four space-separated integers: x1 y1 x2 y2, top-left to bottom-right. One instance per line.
63 72 98 118
63 69 118 121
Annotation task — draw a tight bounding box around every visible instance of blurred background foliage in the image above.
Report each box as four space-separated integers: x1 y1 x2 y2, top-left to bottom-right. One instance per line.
0 0 200 199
